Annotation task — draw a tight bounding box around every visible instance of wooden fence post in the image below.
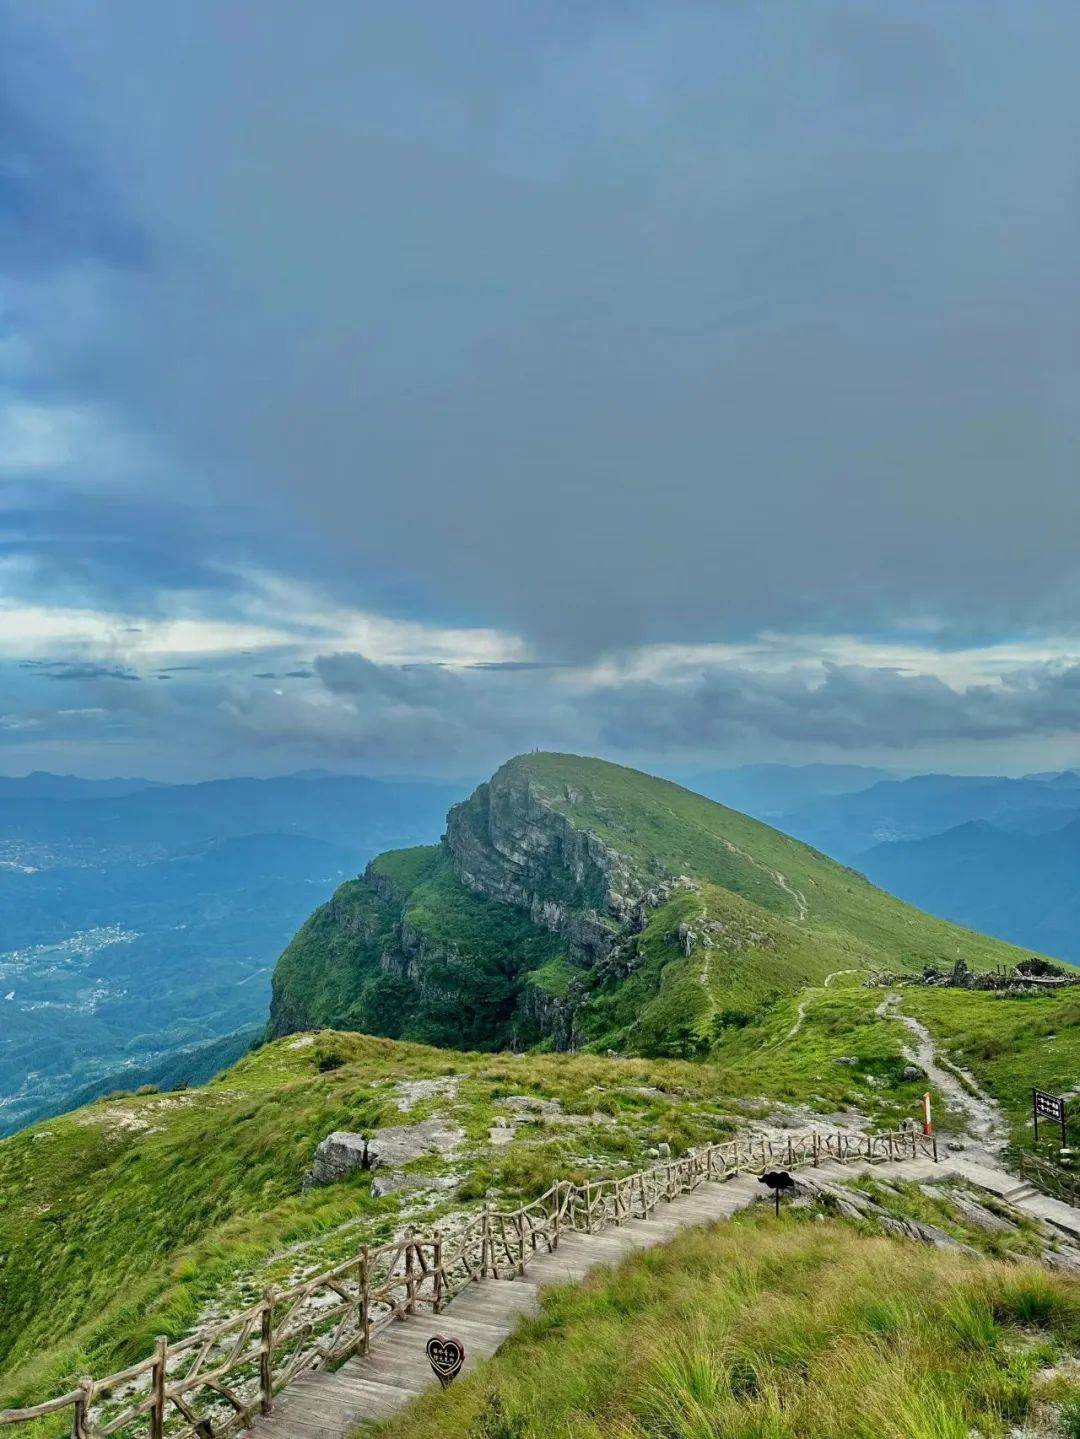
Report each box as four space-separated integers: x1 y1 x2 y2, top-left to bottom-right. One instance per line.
553 1184 561 1249
150 1335 167 1439
433 1232 444 1312
517 1213 526 1275
812 1131 820 1167
404 1230 417 1315
481 1210 491 1278
260 1287 275 1415
71 1378 93 1439
359 1247 371 1352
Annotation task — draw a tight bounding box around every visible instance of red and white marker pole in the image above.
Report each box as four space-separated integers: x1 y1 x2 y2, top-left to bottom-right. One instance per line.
922 1091 933 1136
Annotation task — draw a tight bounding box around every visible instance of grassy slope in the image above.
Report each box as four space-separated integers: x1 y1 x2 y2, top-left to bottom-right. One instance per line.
521 752 1031 970
902 985 1080 1145
511 754 1038 1054
1 992 949 1417
270 846 566 1048
370 1209 1080 1439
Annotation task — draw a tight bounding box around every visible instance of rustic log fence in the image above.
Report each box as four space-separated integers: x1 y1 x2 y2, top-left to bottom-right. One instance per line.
0 1127 935 1438
1016 1149 1080 1207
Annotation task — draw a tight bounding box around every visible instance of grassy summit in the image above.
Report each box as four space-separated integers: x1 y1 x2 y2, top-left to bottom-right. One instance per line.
270 753 1034 1056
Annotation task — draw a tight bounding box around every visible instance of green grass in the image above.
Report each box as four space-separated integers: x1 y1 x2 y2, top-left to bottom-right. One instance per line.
6 753 1069 1429
365 1210 1080 1439
901 986 1080 1145
0 995 953 1420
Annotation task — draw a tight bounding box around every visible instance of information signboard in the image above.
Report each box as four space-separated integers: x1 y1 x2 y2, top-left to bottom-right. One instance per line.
1033 1088 1067 1146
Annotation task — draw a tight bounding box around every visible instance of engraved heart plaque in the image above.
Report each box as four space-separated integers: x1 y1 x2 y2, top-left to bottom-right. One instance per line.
426 1334 465 1388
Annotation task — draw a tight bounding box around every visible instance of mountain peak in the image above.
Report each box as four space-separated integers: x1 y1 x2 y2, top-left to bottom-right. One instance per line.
270 753 1029 1058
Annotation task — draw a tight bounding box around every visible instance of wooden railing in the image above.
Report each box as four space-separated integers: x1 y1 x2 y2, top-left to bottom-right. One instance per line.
0 1127 934 1438
1016 1149 1080 1207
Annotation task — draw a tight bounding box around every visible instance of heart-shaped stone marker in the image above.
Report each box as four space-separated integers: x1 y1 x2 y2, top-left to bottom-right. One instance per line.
426 1334 465 1388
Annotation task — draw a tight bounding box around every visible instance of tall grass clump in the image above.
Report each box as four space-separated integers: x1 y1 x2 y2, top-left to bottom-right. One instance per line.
372 1212 1080 1439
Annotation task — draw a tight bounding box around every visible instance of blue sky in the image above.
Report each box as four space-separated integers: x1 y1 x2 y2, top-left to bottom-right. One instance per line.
3 2 1080 780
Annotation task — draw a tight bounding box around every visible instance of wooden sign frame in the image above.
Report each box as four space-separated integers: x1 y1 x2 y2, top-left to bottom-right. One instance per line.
1032 1088 1067 1147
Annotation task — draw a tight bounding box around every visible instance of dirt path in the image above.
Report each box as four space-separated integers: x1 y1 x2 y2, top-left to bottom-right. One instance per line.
770 865 809 921
876 991 1009 1159
774 968 864 1046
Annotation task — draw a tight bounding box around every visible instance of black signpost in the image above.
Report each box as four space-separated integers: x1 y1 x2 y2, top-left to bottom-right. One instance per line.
1032 1088 1067 1147
759 1170 796 1216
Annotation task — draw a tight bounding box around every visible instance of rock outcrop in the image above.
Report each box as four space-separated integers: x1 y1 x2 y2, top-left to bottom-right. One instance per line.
445 766 666 962
305 1117 464 1188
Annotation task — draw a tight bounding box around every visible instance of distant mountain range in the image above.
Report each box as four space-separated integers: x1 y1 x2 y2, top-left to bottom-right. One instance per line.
0 772 160 800
0 771 465 1132
671 763 895 820
857 817 1080 964
778 770 1080 859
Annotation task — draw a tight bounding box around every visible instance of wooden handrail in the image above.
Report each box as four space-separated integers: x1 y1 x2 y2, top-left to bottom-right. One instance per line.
0 1127 928 1436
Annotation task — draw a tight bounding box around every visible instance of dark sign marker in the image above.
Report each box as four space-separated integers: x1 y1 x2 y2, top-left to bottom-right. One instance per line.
426 1334 465 1388
1033 1088 1067 1147
759 1169 796 1216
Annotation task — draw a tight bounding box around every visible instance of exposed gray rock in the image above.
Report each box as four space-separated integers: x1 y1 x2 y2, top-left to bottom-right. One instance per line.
901 1064 925 1082
876 1215 979 1255
305 1131 369 1188
370 1172 460 1199
501 1094 564 1118
366 1117 464 1169
938 1187 1016 1235
394 1076 462 1112
446 770 637 964
305 1117 464 1188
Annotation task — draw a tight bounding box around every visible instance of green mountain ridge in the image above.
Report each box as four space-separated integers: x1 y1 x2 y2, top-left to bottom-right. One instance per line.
270 752 1034 1057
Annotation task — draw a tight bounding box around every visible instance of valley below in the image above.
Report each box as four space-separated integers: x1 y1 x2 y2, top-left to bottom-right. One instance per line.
0 773 462 1131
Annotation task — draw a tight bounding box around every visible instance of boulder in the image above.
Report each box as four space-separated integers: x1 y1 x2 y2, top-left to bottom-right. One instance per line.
305 1116 464 1188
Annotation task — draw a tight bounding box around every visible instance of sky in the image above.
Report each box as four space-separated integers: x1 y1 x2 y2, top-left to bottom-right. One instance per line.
2 1 1080 781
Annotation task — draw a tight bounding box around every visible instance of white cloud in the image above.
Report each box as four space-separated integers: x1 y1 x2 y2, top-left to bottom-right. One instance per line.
0 565 526 669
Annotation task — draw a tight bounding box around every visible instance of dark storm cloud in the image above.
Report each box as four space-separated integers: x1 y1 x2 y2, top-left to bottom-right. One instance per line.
590 662 1080 753
4 2 1080 657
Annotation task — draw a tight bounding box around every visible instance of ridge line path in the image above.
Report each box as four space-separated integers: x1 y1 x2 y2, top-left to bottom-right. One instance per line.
244 1144 1080 1439
656 800 809 922
771 968 863 1049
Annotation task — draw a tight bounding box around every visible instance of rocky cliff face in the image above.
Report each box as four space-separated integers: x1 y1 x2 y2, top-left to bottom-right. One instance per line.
445 763 651 964
271 758 705 1051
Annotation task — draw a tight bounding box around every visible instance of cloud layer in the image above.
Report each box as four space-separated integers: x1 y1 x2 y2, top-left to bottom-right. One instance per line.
2 3 1080 776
